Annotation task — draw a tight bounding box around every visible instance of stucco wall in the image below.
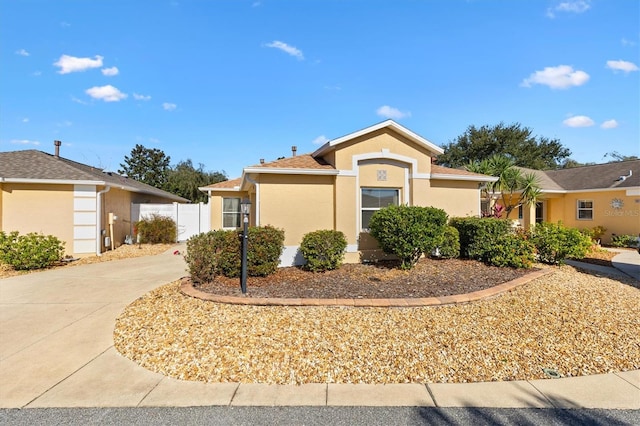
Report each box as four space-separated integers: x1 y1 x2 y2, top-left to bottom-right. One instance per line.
426 180 481 218
0 183 74 256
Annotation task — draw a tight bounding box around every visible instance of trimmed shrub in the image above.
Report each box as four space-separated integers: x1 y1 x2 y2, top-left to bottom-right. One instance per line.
1 232 65 270
610 234 638 248
300 230 348 272
0 231 19 264
246 225 285 277
529 221 592 264
135 214 177 244
484 233 535 268
449 217 512 260
369 205 448 269
435 226 460 259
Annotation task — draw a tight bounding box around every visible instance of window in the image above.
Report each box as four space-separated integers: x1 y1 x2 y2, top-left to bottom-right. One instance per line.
361 188 399 230
222 197 241 228
577 200 593 220
518 205 523 220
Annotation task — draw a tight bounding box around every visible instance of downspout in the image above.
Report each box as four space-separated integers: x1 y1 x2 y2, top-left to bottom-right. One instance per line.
244 174 260 226
96 185 111 256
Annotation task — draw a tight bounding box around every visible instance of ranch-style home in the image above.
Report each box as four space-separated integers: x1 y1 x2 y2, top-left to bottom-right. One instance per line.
0 146 187 257
200 120 497 266
513 160 640 243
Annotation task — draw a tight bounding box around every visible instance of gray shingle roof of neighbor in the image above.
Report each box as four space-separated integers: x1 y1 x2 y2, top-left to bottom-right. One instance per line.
518 159 640 191
0 150 188 202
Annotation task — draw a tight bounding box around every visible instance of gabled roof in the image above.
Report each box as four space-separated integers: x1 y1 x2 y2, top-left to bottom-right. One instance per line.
312 120 445 157
201 177 242 191
246 153 335 172
0 150 188 202
519 160 639 192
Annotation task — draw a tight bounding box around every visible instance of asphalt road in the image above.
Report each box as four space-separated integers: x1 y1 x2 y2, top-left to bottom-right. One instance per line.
1 407 639 425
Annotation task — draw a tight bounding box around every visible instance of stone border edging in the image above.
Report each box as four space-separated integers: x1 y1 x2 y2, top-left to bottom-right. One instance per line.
179 268 553 307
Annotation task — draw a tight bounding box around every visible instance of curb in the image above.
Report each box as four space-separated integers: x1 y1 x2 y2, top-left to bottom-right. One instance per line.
179 267 554 307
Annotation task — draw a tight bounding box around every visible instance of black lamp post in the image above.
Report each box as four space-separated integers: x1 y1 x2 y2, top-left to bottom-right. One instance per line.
240 198 251 294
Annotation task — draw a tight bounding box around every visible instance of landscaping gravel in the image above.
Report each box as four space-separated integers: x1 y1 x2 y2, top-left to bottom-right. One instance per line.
114 265 640 384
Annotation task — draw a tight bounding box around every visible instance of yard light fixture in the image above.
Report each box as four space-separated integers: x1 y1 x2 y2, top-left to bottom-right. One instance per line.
240 198 251 294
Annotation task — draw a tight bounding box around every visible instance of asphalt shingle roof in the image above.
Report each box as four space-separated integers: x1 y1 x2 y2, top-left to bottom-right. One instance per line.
0 150 188 202
519 160 639 191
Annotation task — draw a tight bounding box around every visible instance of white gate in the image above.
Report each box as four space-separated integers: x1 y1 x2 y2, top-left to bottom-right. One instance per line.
131 202 210 242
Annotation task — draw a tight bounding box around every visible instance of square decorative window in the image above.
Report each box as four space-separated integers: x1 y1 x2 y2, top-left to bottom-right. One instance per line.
577 200 593 220
361 188 399 230
376 170 387 181
222 197 241 228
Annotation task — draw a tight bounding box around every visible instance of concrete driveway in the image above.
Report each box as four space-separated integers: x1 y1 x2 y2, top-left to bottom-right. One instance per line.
0 247 187 408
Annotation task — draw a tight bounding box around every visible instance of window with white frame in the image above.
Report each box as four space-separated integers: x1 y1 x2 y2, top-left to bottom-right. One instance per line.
361 188 399 230
577 200 593 220
222 197 241 228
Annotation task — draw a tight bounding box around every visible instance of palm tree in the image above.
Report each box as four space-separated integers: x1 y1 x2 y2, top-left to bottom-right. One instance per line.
466 155 541 219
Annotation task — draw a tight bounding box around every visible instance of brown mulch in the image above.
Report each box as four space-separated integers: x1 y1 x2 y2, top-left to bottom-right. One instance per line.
195 258 535 299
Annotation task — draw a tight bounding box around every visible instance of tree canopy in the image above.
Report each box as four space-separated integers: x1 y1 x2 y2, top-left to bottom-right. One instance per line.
437 122 571 170
164 159 227 203
118 144 171 188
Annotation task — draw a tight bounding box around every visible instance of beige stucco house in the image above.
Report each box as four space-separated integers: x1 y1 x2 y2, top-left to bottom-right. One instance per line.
513 160 640 243
201 120 497 265
0 148 187 257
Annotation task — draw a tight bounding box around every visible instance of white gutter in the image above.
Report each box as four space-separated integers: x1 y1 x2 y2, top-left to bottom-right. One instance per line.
242 167 339 175
96 186 111 256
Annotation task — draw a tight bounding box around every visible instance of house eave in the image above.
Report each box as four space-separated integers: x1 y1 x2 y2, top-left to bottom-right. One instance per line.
430 174 498 182
242 167 339 176
0 177 106 185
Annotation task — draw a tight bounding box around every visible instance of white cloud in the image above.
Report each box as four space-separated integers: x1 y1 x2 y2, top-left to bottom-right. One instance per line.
606 60 639 73
11 139 40 146
621 38 637 47
563 115 594 127
265 41 304 60
60 21 71 28
162 102 177 111
15 49 30 56
22 118 29 123
546 1 591 18
133 93 151 101
148 137 160 144
521 65 589 89
54 54 103 74
85 85 127 102
71 96 89 105
601 119 619 129
32 71 42 77
376 105 411 120
312 135 329 145
101 66 119 76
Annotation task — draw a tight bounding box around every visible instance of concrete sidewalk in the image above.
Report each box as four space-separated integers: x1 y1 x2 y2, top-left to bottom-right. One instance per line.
1 246 638 409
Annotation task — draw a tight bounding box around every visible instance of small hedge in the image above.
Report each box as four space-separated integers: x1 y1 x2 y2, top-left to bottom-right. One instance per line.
369 205 448 270
0 231 65 270
529 221 594 264
484 233 535 268
449 217 513 260
610 234 639 248
135 214 177 244
185 225 285 283
435 225 460 259
300 230 348 272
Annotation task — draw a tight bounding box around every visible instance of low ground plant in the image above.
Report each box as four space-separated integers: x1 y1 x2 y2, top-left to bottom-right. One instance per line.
610 234 639 248
300 230 348 272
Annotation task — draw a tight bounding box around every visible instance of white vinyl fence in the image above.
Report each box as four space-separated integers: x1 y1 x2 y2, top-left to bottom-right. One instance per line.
131 202 210 242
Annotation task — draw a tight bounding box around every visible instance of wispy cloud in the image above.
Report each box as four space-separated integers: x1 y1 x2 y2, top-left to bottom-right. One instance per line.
22 118 29 123
56 120 73 127
601 119 619 129
60 21 71 28
621 38 637 47
32 71 42 77
162 102 177 111
101 66 119 76
11 139 40 146
546 1 591 18
606 60 639 73
71 96 89 105
252 1 261 6
133 93 151 101
563 115 594 127
376 105 411 120
54 54 103 74
15 49 30 56
265 41 304 60
521 65 589 89
312 135 329 145
85 85 127 102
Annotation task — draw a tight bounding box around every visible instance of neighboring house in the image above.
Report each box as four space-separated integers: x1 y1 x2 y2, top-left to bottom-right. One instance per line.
200 120 497 266
512 160 640 243
0 147 187 257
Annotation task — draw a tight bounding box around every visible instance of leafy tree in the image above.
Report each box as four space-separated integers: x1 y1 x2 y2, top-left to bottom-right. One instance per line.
604 151 638 162
438 122 571 170
466 155 541 219
119 144 171 188
164 159 227 203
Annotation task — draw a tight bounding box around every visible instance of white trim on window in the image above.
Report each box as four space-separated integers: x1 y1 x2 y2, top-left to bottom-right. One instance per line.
577 199 593 220
361 188 400 231
222 197 241 229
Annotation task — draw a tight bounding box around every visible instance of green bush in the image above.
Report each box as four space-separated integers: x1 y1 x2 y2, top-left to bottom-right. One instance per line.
435 226 460 259
185 225 285 282
135 214 177 244
610 234 638 248
0 231 19 264
449 217 512 260
529 221 592 264
300 230 348 272
369 205 448 269
1 232 65 270
484 233 535 268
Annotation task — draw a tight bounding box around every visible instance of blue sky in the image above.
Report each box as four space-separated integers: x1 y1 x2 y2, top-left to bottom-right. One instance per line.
1 0 638 178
